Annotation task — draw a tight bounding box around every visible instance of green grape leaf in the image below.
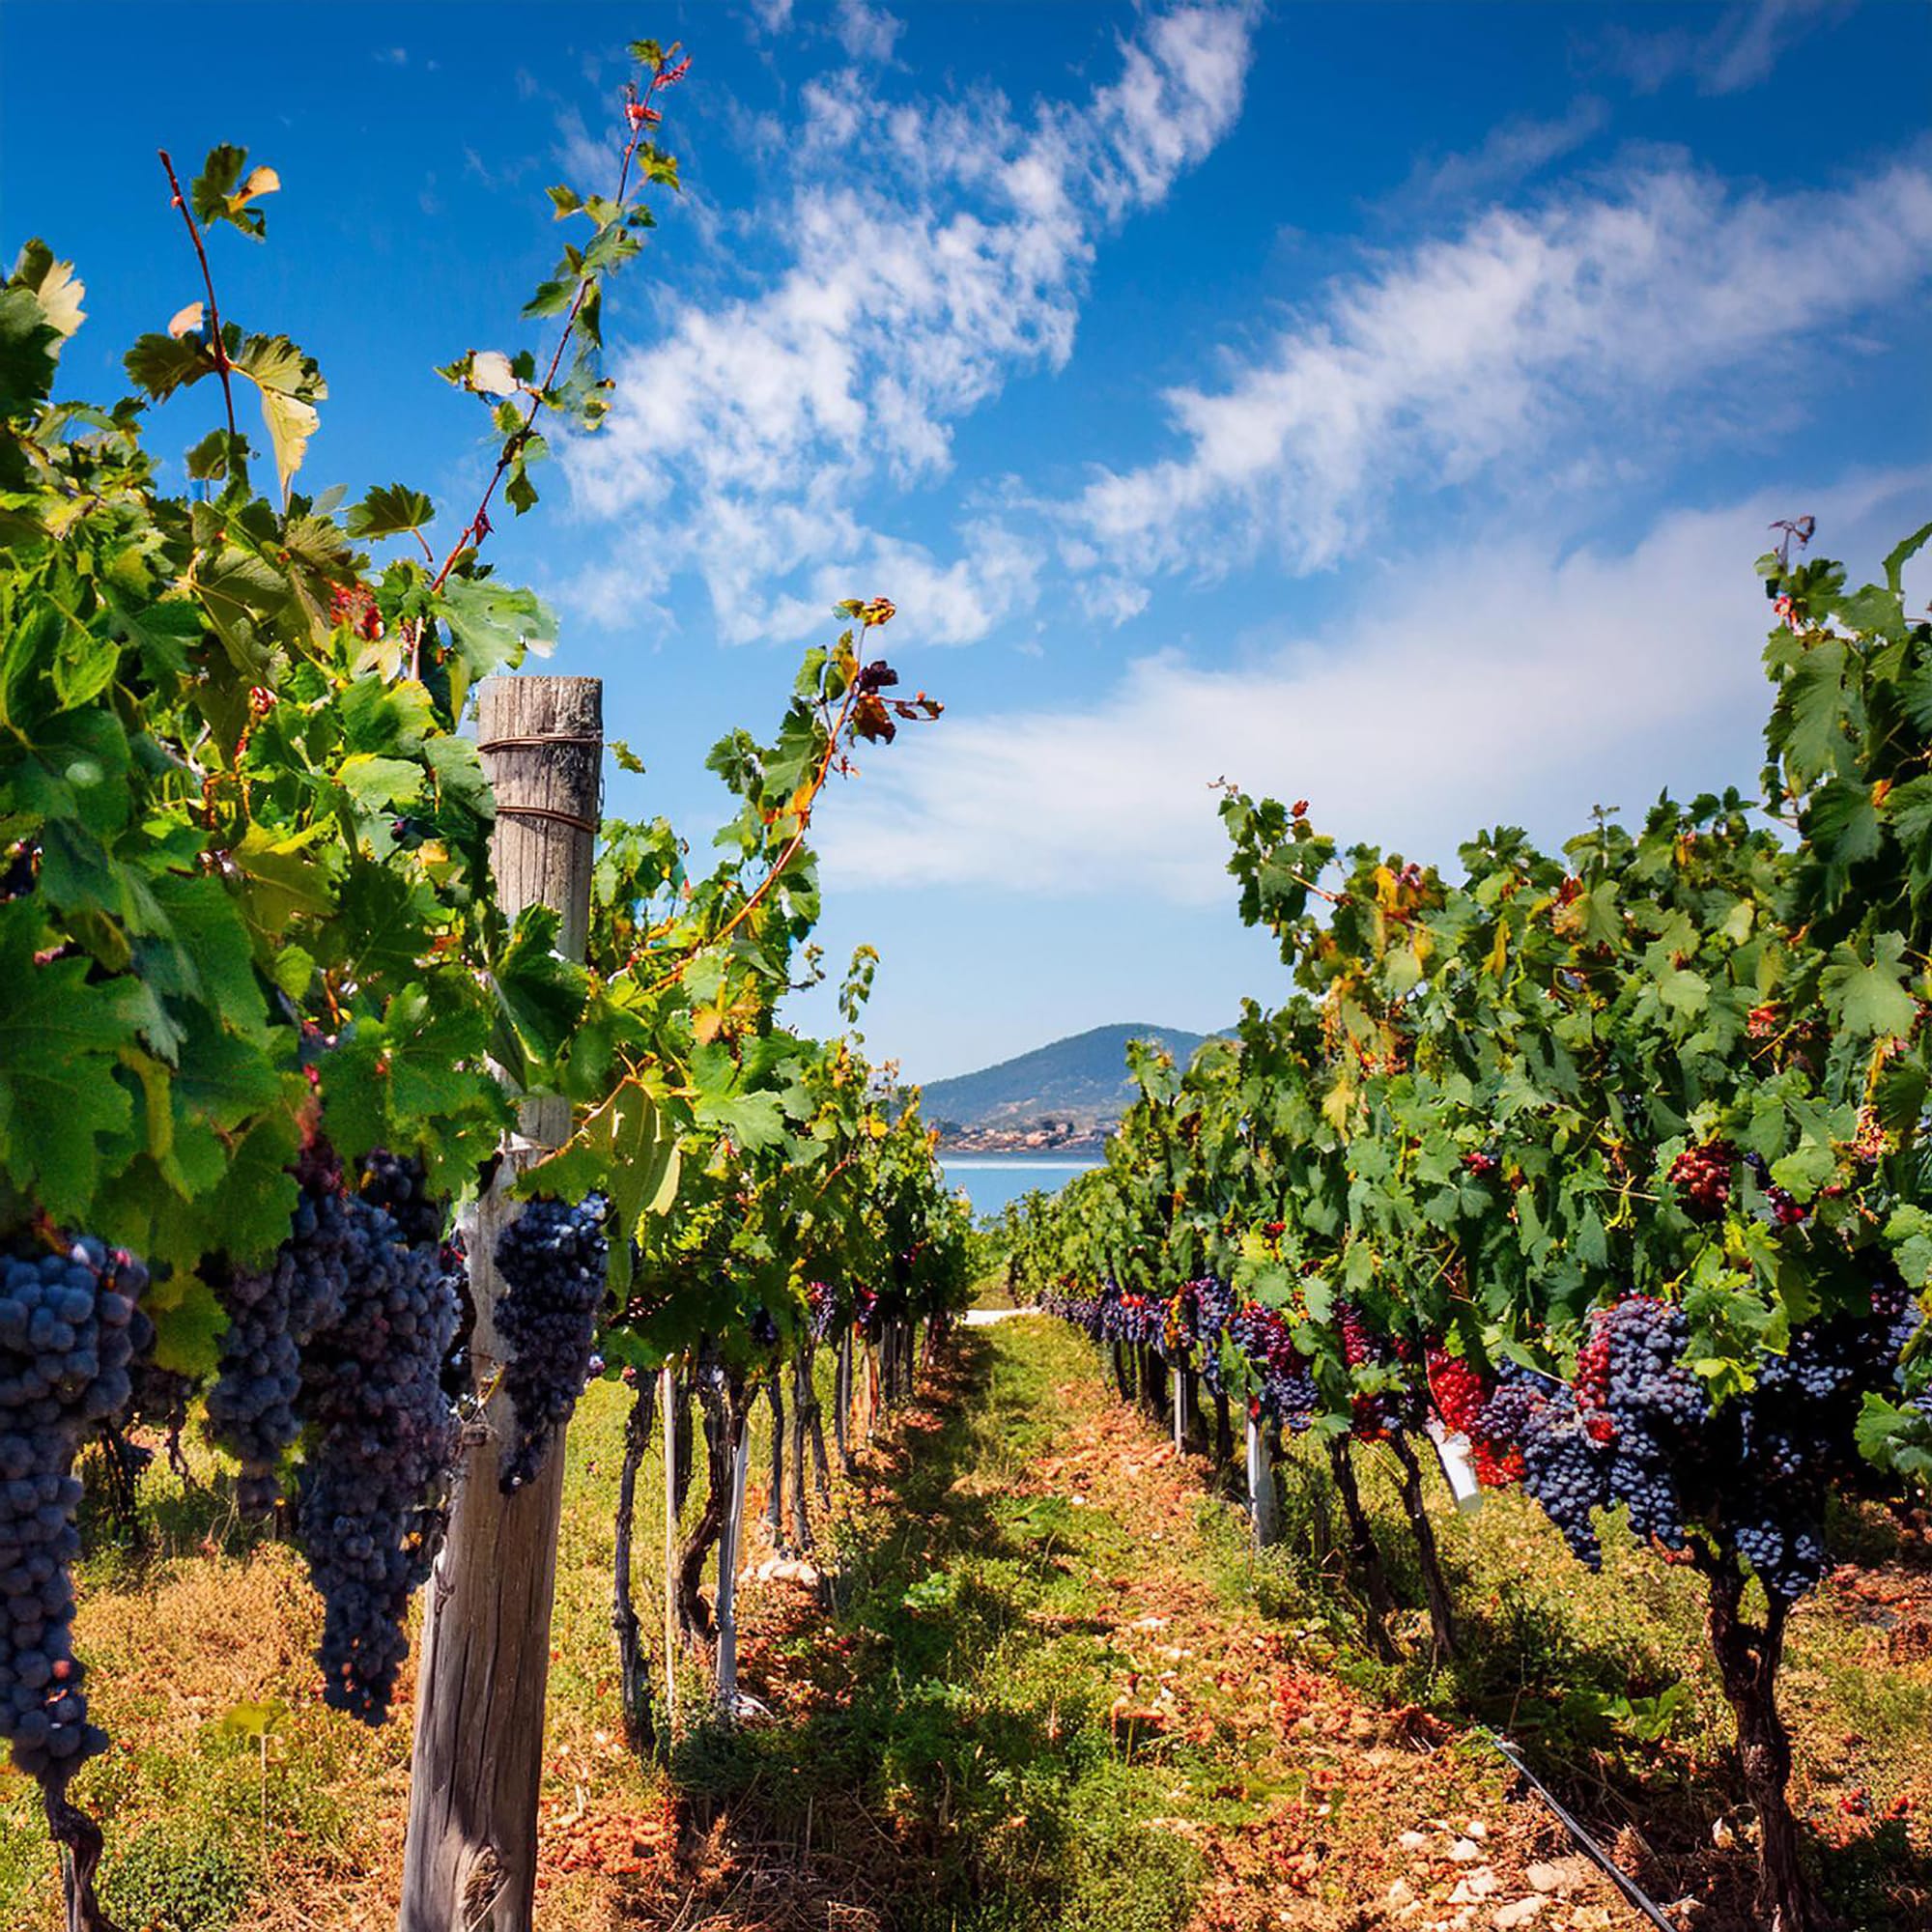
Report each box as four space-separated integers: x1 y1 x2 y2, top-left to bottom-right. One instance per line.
515 1073 679 1288
190 545 290 676
190 144 279 239
326 860 440 987
230 823 337 938
1803 777 1885 909
1883 522 1932 598
693 1087 787 1151
1821 933 1918 1039
335 753 425 812
492 905 589 1066
134 872 273 1047
1857 1394 1932 1479
439 577 558 679
49 622 120 711
346 484 436 540
0 902 141 1218
1656 967 1710 1017
1884 774 1932 905
0 286 60 418
1769 638 1851 786
123 330 217 401
146 1270 229 1378
421 731 495 824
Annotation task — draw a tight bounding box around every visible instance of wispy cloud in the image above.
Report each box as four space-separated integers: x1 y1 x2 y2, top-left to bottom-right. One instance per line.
1401 99 1609 206
563 3 1261 647
1065 156 1932 585
552 104 621 196
819 475 1931 903
1603 0 1840 97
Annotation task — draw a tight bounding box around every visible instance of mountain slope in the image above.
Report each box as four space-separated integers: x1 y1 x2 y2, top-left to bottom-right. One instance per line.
921 1023 1210 1135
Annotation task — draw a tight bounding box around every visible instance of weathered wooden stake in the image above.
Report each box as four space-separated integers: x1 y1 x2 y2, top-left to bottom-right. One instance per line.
834 1329 854 1472
399 677 601 1932
1245 1411 1280 1547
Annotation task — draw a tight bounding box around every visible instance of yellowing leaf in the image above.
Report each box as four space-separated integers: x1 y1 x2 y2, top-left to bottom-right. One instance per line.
256 384 319 501
21 245 85 338
1321 1073 1356 1134
168 300 205 339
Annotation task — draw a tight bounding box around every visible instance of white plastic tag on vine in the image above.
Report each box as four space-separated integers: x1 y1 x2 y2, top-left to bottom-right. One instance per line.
1427 1417 1483 1515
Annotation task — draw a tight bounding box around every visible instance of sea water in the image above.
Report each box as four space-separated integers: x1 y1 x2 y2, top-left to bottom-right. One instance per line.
939 1155 1102 1220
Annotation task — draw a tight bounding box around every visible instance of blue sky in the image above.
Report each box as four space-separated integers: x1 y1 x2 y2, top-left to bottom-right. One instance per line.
5 1 1929 1082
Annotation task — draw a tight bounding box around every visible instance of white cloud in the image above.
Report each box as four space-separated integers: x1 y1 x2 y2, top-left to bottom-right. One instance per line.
1404 99 1609 205
818 475 1931 903
1068 157 1932 582
564 4 1260 646
835 0 902 63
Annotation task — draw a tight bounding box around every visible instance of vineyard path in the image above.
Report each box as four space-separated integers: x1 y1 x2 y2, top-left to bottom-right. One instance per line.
696 1315 1649 1932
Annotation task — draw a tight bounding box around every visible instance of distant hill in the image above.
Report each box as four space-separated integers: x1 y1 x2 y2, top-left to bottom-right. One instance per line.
922 1023 1212 1139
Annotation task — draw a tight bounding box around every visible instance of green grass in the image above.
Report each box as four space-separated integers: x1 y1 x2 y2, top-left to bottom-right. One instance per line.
675 1323 1213 1932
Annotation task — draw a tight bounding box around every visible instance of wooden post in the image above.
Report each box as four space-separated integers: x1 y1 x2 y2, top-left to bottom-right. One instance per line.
1179 1366 1205 1455
834 1329 854 1472
1246 1411 1279 1547
399 677 601 1932
766 1375 786 1553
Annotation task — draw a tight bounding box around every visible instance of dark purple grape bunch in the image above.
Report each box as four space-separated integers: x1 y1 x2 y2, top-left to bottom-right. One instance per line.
1228 1299 1316 1428
206 1157 353 1514
1040 1282 1102 1336
1190 1277 1235 1392
1716 1299 1898 1600
494 1193 610 1493
1095 1279 1126 1344
296 1196 461 1720
1517 1380 1613 1569
357 1149 447 1250
0 1236 151 1782
1596 1296 1702 1551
